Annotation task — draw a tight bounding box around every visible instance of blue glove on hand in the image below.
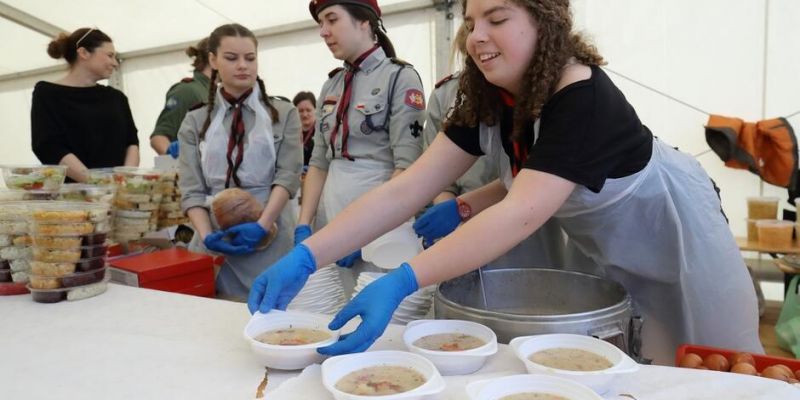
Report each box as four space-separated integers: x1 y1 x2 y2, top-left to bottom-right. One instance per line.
167 141 180 159
317 263 419 355
336 250 361 268
226 222 268 248
203 231 253 255
412 199 460 247
294 224 312 245
247 243 317 314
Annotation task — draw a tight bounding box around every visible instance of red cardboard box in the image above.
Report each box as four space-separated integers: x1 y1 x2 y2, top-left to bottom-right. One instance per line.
108 248 215 297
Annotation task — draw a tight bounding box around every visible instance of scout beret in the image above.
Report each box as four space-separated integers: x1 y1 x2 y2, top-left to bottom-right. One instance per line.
309 0 381 22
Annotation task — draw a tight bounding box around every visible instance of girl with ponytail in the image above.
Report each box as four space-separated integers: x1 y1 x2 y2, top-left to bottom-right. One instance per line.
177 23 302 301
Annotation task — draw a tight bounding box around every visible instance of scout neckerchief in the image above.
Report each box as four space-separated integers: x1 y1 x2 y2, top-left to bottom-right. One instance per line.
499 89 529 177
330 45 380 160
221 87 254 188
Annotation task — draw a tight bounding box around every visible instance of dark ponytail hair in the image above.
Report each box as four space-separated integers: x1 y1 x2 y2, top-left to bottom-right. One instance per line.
199 24 279 140
47 27 112 65
343 4 396 58
185 37 210 72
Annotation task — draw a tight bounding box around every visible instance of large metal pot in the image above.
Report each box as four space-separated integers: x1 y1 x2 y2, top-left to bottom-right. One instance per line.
434 268 642 358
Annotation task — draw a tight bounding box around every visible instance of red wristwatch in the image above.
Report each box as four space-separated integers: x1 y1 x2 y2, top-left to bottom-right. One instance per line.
455 197 472 221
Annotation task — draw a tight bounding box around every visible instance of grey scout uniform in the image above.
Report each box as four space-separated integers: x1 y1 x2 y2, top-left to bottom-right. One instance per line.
309 47 425 173
151 71 210 141
178 95 302 301
424 72 567 270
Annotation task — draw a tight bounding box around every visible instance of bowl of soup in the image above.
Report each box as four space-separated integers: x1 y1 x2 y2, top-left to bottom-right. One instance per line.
509 334 639 394
466 374 603 400
243 310 339 370
402 319 498 375
321 350 446 400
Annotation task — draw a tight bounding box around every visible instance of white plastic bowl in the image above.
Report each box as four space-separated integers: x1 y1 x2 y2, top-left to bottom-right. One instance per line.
242 310 339 370
321 350 446 400
509 334 639 394
403 319 498 375
361 222 422 269
466 374 603 400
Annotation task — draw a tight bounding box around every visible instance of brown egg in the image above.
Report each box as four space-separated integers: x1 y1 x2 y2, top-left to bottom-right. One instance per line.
773 364 793 376
679 353 704 368
730 362 758 375
703 353 731 372
761 366 793 382
728 352 756 367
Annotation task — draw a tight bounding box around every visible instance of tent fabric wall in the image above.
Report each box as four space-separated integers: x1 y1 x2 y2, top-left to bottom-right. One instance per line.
1 0 798 240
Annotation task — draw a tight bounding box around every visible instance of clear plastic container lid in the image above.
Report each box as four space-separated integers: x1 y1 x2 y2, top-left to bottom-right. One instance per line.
1 164 67 191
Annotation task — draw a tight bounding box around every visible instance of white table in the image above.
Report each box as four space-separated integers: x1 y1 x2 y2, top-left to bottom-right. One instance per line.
1 284 798 399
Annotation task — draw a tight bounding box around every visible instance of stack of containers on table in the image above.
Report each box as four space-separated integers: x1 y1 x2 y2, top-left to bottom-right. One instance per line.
111 167 163 245
155 170 187 229
26 201 111 303
746 197 794 248
0 164 66 191
352 271 435 324
0 202 32 290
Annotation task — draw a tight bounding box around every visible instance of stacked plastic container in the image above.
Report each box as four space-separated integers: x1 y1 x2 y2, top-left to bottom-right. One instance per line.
26 202 111 303
156 170 187 229
0 164 66 191
0 202 32 290
111 167 163 245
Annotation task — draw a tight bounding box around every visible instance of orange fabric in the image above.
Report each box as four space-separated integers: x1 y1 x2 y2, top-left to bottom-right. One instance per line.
705 115 797 189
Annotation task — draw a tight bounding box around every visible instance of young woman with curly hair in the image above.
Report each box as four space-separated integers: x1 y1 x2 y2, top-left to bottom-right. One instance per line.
249 0 762 364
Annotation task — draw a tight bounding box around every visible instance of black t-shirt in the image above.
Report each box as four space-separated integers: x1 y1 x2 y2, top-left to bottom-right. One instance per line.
445 65 653 193
30 81 139 169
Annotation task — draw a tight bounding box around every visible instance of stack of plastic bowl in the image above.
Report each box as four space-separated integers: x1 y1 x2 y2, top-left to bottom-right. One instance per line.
155 170 187 229
0 202 32 291
111 167 163 245
353 272 435 324
0 164 66 191
26 201 111 303
287 266 347 314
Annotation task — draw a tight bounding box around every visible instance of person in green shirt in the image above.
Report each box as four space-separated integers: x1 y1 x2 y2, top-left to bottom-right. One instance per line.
150 37 212 158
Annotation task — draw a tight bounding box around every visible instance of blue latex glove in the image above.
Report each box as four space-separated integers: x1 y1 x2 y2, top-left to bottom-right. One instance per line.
167 141 180 159
318 263 419 355
226 222 268 248
336 250 361 268
203 231 252 255
412 199 460 247
247 243 317 314
294 224 312 245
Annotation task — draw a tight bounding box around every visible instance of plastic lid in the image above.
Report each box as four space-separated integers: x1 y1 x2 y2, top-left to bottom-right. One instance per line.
755 219 795 227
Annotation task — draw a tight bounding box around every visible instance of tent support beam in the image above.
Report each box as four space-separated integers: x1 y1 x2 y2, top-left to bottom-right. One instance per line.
0 1 65 37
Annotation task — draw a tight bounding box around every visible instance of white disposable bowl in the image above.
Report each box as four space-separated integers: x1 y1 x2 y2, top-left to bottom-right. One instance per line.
403 319 498 375
466 374 603 400
321 350 446 400
509 334 639 394
242 310 339 370
361 222 422 269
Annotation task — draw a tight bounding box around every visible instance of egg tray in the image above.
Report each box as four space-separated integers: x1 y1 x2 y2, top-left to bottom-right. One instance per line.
675 343 800 372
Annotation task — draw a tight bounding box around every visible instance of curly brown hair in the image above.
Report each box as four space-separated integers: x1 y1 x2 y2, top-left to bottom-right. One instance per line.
448 0 605 140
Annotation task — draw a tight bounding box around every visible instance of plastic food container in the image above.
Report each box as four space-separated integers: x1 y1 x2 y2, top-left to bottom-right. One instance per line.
402 319 498 375
32 247 81 263
0 259 8 270
747 197 779 219
466 374 603 400
756 220 794 249
509 334 639 394
32 236 82 249
67 277 109 301
746 219 759 241
82 232 107 246
27 276 109 303
80 244 107 258
1 165 66 190
0 246 32 261
30 261 76 276
75 256 105 272
57 184 116 204
243 310 340 370
0 269 10 283
362 221 423 269
29 274 61 289
9 258 29 272
30 222 96 236
113 167 161 194
28 201 110 223
115 209 152 219
86 168 114 185
321 350 446 400
61 267 106 288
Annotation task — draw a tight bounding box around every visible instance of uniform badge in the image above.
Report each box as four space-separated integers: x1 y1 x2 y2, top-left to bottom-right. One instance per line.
360 120 373 135
371 88 381 95
321 122 330 133
409 121 423 138
165 97 178 111
322 96 338 114
404 89 425 110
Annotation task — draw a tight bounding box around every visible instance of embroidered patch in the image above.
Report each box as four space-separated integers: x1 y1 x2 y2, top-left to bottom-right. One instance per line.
409 121 423 138
360 120 373 135
371 88 381 95
322 96 338 114
404 89 425 110
165 97 178 111
321 122 331 132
